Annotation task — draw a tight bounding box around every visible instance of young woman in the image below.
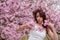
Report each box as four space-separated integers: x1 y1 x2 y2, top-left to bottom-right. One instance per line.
18 7 58 40
28 8 58 40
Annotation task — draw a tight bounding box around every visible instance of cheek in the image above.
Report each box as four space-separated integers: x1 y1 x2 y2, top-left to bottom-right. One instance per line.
37 17 41 21
37 17 43 21
40 18 43 21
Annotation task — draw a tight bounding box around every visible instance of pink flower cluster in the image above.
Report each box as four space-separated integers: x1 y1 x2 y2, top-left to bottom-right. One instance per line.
0 0 60 40
42 0 60 31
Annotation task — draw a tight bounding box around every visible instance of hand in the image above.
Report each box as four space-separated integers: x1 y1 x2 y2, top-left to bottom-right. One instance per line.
46 21 58 40
17 23 32 31
48 20 55 28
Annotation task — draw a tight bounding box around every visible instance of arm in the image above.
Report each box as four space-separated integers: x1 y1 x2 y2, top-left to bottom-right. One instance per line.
46 21 58 40
17 23 32 32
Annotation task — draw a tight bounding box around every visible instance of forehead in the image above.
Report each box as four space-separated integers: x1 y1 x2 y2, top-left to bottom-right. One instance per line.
36 12 40 16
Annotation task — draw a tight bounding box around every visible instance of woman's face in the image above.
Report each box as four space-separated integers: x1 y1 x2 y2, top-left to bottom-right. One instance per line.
36 12 43 24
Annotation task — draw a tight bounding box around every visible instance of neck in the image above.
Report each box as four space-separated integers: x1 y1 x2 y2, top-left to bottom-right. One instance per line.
37 23 42 27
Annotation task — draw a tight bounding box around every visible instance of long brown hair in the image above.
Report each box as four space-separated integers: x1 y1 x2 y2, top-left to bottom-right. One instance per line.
33 7 46 28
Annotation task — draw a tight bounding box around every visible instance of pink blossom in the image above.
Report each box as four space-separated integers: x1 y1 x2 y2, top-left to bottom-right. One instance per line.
0 0 60 40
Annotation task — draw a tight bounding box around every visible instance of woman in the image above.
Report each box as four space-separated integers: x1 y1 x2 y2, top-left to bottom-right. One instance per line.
18 7 58 40
28 8 58 40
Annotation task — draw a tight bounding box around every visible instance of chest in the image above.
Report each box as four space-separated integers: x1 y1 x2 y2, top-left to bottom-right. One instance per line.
29 29 46 38
28 25 46 40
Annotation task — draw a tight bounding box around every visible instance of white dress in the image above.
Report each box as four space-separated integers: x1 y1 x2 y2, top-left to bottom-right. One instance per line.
28 25 46 40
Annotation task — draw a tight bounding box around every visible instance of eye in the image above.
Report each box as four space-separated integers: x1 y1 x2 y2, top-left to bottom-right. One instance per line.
36 15 40 18
36 13 40 17
36 16 39 17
